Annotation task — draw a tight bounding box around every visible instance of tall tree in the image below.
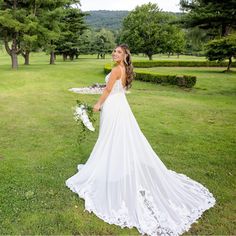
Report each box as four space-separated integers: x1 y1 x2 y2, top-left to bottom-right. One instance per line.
161 23 186 57
180 0 236 37
120 3 185 60
184 27 210 55
77 29 95 55
19 14 39 65
0 0 82 68
55 8 87 60
92 28 116 59
0 0 30 68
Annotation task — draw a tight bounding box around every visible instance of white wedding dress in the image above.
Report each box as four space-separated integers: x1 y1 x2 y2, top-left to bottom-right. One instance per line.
65 68 216 236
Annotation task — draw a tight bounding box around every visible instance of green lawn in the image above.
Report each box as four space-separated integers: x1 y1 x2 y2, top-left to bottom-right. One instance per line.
0 52 235 235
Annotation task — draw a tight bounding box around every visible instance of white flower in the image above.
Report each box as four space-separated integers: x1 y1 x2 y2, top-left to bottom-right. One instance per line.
74 103 95 132
75 107 83 116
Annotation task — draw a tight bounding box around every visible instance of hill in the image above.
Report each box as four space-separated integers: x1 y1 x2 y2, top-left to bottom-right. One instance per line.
84 10 129 31
84 10 183 31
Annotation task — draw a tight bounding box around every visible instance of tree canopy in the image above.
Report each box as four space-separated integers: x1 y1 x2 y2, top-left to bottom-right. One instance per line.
205 34 236 71
0 0 86 68
120 3 185 60
180 0 236 37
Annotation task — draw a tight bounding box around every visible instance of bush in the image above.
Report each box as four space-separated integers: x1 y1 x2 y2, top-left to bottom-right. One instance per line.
104 64 197 88
132 60 236 68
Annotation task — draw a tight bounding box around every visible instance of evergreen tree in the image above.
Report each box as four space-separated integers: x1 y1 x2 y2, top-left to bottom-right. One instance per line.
180 0 236 37
55 7 87 60
0 0 33 68
0 0 83 68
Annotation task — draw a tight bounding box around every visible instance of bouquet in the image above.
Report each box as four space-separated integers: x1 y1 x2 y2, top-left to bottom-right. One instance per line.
73 100 97 145
74 100 95 132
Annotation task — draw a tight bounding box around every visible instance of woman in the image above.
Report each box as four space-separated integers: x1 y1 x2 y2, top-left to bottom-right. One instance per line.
65 44 216 236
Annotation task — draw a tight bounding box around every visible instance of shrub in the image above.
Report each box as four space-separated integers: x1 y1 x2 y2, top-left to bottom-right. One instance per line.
132 60 236 68
104 64 197 88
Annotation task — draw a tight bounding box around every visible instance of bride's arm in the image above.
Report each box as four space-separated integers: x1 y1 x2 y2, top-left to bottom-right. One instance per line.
93 67 120 112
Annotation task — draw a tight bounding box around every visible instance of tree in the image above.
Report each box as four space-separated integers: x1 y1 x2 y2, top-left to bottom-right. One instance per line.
19 14 39 65
184 27 210 55
0 0 83 68
77 29 95 55
0 0 31 68
161 24 186 57
180 0 236 37
55 8 87 61
38 4 67 65
205 34 236 72
92 28 116 59
120 3 185 60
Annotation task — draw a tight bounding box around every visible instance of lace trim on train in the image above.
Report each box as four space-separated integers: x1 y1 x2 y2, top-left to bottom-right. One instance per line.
65 170 215 236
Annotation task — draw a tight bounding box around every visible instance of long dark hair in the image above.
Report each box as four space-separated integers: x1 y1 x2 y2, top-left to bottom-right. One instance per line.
116 44 134 89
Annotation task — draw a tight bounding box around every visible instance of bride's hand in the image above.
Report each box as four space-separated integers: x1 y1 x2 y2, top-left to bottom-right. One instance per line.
93 103 101 112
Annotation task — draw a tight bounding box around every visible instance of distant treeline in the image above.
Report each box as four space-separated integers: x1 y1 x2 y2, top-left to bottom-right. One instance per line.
85 10 183 30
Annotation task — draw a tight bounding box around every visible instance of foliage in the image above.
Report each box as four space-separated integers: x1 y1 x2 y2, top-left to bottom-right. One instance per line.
104 64 197 88
85 10 129 30
184 27 210 55
180 0 236 37
205 34 236 71
0 0 86 67
92 28 116 59
162 24 186 56
84 10 183 31
74 100 96 144
0 0 33 68
78 28 116 58
132 60 236 68
120 3 186 60
134 72 196 88
55 8 87 60
76 29 94 55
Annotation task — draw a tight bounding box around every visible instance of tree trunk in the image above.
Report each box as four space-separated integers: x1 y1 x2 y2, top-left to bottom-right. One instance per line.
22 51 30 65
69 54 74 60
147 54 153 60
50 51 55 64
63 53 67 61
11 52 18 69
222 24 230 37
10 37 19 69
227 56 232 71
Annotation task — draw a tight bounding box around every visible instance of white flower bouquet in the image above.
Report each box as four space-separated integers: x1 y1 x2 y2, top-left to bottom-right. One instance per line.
73 100 97 144
74 100 95 132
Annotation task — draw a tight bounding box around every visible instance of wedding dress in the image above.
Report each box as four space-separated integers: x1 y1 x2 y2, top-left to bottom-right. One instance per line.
65 67 216 236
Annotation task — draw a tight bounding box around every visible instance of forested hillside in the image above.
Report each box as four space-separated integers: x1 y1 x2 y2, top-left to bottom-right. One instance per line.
85 10 183 30
84 10 129 30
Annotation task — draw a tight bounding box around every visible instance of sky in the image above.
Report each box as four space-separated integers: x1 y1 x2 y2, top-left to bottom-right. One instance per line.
80 0 181 12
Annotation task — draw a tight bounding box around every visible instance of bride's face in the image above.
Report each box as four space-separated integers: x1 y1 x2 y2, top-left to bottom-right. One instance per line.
112 47 125 63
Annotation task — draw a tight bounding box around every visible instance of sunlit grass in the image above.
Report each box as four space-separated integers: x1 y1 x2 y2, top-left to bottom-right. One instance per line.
0 52 235 235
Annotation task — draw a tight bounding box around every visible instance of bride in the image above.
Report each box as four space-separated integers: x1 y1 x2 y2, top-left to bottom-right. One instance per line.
65 44 216 236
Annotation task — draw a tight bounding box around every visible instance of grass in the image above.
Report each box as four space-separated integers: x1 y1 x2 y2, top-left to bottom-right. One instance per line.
0 52 235 235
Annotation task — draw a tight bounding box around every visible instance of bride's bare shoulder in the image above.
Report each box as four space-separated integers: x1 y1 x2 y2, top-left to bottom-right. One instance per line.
111 66 121 79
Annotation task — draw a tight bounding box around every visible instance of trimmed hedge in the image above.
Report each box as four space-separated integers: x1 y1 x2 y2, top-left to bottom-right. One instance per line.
133 60 236 68
104 64 197 88
135 72 196 88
